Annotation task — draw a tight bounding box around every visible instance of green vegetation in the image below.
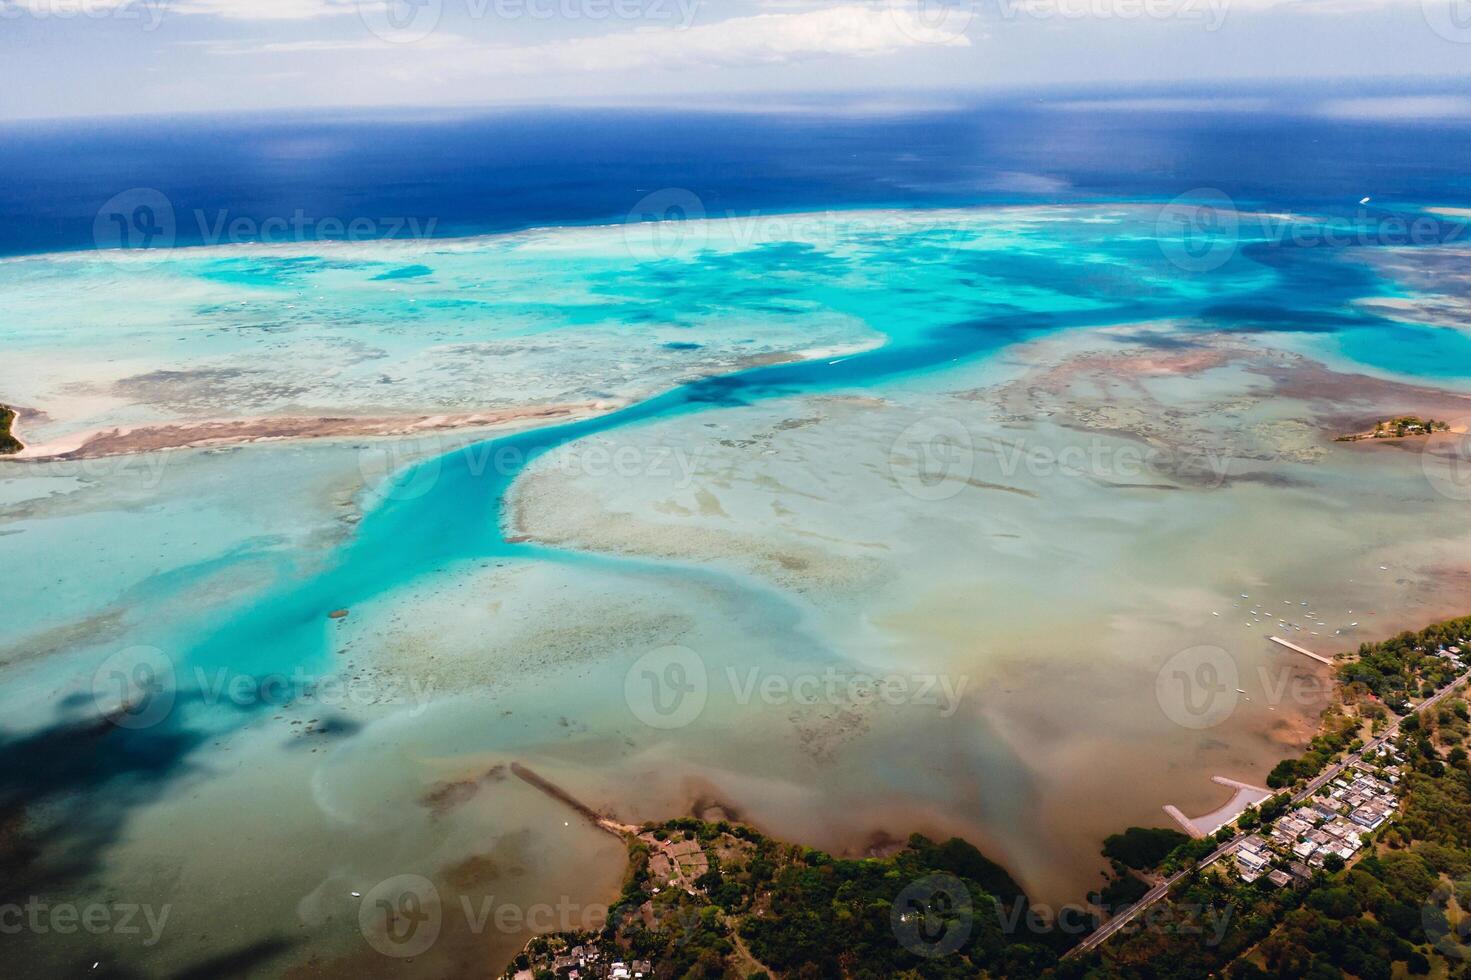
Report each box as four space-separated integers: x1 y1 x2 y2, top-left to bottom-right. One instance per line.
1102 827 1193 872
1335 416 1451 442
508 617 1471 979
510 819 1074 979
1063 679 1471 980
1262 617 1469 791
741 833 1065 978
1338 616 1470 713
0 405 20 455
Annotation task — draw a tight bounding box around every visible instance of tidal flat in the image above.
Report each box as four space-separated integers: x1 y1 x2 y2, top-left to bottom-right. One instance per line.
4 205 1471 975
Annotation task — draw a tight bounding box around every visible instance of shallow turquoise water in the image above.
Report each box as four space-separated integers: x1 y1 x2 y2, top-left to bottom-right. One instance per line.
93 204 1467 713
8 202 1471 977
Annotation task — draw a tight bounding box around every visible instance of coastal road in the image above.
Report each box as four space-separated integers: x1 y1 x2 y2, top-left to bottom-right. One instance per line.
1065 666 1471 958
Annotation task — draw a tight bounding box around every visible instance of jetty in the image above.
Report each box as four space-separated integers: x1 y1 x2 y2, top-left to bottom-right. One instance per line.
510 762 638 838
1268 635 1334 665
1164 776 1273 838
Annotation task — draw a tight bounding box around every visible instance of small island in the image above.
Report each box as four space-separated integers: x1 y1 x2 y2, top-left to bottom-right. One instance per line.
1335 415 1450 442
0 404 21 455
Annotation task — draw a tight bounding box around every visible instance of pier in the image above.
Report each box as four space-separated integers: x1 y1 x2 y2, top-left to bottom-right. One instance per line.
1268 635 1334 665
1164 776 1272 838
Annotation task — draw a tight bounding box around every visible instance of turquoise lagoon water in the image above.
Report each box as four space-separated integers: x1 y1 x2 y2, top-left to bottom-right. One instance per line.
146 208 1471 685
3 206 1282 689
6 203 1471 974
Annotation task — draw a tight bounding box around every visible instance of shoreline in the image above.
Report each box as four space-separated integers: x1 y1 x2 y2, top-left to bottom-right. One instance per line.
0 348 832 464
0 200 1149 267
0 402 609 462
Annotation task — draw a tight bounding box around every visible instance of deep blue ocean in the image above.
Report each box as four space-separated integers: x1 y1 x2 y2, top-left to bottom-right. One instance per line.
4 93 1471 258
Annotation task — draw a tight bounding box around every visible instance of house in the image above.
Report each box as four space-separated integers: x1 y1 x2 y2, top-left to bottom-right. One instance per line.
1237 849 1269 871
1236 850 1268 881
1267 869 1294 888
1288 861 1313 882
1293 840 1318 860
1349 808 1385 830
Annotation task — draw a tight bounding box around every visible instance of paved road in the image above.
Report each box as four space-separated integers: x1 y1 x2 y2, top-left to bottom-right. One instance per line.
1065 667 1471 958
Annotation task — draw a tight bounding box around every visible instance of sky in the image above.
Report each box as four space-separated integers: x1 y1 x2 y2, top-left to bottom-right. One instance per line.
1 0 1470 120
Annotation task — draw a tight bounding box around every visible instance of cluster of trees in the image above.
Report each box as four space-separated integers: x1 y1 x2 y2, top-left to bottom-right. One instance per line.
0 406 20 455
514 619 1471 979
573 820 1074 979
1339 616 1471 711
1065 680 1471 979
1245 848 1456 979
740 834 1067 979
1101 827 1192 872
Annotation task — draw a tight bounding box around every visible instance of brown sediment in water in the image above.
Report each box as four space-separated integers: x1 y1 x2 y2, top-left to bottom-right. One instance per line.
0 345 855 465
1 402 605 463
417 764 509 815
510 763 638 836
979 331 1471 458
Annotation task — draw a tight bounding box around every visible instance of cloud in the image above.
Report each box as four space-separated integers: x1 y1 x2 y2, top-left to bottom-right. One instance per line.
201 2 972 72
169 0 355 18
512 3 971 71
1314 96 1471 120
